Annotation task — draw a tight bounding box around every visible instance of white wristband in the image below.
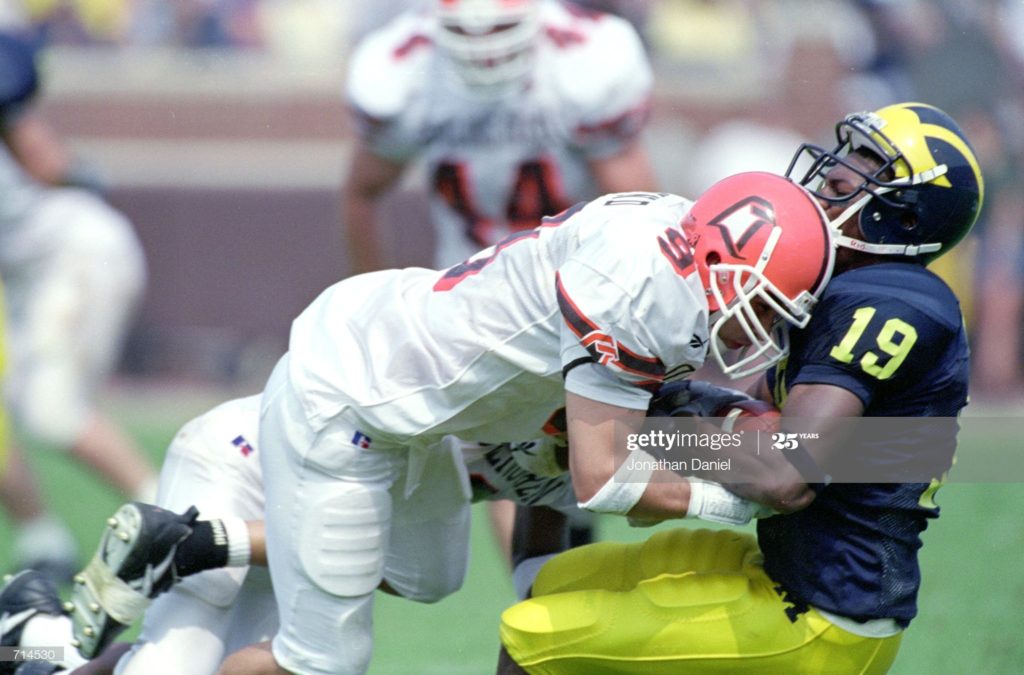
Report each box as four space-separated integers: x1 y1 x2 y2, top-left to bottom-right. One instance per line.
685 478 772 525
577 449 656 515
220 516 252 568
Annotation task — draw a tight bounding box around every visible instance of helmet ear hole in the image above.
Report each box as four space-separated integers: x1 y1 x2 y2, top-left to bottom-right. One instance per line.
705 252 721 267
899 212 918 231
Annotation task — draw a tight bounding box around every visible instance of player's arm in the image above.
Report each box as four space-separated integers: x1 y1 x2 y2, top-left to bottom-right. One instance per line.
588 137 657 194
566 391 693 521
724 382 864 513
340 138 407 275
2 110 76 186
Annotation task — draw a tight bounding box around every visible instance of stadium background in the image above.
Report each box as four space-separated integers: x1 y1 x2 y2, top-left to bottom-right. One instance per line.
1 1 1022 672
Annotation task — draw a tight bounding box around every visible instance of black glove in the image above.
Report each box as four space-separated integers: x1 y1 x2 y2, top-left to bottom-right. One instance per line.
648 380 752 418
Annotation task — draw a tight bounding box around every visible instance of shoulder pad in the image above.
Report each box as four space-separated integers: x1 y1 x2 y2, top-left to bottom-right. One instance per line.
346 12 434 120
541 6 651 112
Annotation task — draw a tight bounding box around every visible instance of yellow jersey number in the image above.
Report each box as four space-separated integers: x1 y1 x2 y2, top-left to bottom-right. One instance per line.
829 306 918 380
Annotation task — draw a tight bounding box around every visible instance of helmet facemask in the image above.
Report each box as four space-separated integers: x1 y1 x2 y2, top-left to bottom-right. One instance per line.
435 0 540 92
684 172 834 380
706 227 817 379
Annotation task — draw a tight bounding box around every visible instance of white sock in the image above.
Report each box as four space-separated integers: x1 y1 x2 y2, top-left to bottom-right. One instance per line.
20 614 87 668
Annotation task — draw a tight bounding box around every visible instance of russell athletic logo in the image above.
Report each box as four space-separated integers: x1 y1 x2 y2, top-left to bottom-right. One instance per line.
232 435 255 457
352 431 373 449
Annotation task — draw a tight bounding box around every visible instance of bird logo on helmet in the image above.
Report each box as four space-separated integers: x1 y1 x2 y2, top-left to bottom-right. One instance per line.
786 102 984 263
434 0 540 90
683 171 835 379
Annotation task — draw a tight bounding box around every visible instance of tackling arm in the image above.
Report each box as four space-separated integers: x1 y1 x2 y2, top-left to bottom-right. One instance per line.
2 110 78 187
727 382 864 513
566 392 693 521
340 139 407 275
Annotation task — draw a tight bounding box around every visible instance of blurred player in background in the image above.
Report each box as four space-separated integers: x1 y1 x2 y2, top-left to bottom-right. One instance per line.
498 102 983 674
342 0 656 272
342 0 658 557
0 29 157 579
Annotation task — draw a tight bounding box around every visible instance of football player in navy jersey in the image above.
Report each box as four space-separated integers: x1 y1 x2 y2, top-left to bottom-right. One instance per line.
498 102 984 674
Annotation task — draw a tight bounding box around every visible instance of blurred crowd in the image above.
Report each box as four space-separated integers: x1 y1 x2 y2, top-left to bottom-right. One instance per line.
3 0 1022 399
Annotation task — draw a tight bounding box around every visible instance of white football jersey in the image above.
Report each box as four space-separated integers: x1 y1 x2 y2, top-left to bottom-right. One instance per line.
288 191 710 448
462 438 576 512
346 0 653 266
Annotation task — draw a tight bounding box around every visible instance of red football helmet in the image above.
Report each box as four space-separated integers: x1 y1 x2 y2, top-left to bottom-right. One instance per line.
682 172 835 378
434 0 540 90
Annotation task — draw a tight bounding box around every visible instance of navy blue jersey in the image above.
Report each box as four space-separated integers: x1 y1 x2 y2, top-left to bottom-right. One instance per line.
760 262 969 627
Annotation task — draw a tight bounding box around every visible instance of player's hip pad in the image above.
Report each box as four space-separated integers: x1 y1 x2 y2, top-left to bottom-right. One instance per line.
299 487 391 597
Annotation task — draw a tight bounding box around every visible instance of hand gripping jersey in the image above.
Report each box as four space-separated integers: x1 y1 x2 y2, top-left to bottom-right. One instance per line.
346 0 653 266
288 191 709 445
762 263 970 627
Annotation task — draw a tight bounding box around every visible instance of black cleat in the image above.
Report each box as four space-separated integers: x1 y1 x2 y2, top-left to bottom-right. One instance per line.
66 502 198 658
0 571 66 675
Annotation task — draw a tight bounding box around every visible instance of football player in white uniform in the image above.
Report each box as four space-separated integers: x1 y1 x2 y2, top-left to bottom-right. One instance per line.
0 29 156 580
342 0 657 273
211 170 835 674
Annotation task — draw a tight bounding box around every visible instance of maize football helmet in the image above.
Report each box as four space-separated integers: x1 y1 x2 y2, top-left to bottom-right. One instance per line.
683 172 835 378
787 102 984 263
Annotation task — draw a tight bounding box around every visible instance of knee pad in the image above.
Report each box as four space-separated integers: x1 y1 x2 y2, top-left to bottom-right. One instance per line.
299 488 391 597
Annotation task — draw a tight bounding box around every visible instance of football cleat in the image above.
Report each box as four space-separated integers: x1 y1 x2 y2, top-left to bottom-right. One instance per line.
67 502 198 658
0 571 66 675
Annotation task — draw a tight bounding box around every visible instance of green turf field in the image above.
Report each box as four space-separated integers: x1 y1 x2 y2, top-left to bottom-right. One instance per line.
1 388 1021 674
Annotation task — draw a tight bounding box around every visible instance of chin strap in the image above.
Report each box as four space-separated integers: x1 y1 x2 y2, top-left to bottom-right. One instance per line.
834 234 942 257
827 179 944 258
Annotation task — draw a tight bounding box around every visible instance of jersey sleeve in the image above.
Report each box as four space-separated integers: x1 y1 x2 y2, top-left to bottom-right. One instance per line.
344 14 430 162
785 291 953 408
561 14 652 159
556 204 707 408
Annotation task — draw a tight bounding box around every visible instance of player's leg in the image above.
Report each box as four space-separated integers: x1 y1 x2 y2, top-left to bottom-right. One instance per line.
383 437 471 603
0 279 78 582
231 356 403 675
107 397 267 674
499 528 901 674
486 499 516 565
2 189 154 500
0 442 78 581
69 396 263 663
